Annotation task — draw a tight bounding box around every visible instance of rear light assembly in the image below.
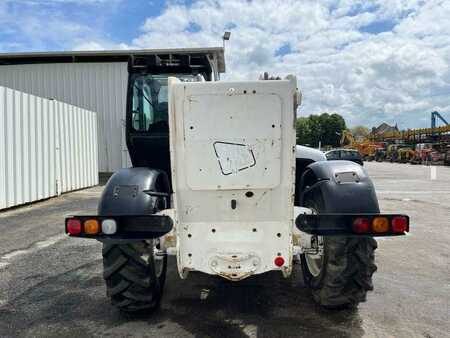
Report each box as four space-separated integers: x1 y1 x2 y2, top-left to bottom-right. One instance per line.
354 215 409 235
297 213 410 236
65 214 173 239
352 215 409 235
65 217 117 237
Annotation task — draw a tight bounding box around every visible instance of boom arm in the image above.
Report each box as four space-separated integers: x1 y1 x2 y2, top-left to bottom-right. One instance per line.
431 111 449 129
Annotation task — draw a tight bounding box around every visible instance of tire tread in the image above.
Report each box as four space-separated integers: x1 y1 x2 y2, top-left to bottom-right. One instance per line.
310 237 377 308
301 192 378 309
102 242 163 313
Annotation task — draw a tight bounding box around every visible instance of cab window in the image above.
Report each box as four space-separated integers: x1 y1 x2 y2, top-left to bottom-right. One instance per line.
130 75 169 133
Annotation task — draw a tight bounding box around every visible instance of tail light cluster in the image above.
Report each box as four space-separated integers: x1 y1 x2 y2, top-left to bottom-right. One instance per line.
296 213 410 236
352 216 408 235
66 217 117 236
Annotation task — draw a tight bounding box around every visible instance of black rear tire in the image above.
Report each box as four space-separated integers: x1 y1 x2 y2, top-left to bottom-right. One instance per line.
301 193 378 309
102 241 167 313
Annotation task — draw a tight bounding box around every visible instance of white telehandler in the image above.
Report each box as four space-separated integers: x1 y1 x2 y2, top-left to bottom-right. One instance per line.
66 51 409 312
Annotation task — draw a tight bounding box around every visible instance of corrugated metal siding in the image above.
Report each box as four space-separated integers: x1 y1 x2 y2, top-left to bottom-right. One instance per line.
0 62 130 172
0 86 98 210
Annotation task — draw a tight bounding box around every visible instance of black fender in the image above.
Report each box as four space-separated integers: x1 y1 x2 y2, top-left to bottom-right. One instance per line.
299 160 379 213
98 167 170 216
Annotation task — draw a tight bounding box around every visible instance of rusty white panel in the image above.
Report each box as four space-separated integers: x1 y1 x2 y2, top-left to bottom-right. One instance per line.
0 62 129 172
0 86 98 210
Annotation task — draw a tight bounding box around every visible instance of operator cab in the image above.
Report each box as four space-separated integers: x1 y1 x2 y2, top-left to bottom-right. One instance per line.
125 51 223 180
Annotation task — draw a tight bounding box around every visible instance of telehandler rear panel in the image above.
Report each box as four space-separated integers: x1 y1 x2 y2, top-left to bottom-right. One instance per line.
168 78 297 280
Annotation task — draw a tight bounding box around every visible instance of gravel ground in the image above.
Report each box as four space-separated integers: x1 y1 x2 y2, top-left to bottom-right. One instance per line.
0 162 449 338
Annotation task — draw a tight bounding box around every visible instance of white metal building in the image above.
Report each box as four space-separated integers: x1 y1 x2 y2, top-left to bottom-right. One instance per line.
0 86 98 210
0 48 225 173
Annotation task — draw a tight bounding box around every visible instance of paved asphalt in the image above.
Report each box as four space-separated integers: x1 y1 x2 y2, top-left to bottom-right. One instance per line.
0 162 449 338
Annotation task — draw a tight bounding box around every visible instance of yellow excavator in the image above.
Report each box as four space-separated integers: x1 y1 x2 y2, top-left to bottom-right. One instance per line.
340 130 356 148
340 130 385 161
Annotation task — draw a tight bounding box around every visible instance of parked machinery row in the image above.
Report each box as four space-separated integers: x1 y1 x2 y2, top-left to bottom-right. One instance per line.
341 112 450 165
372 142 450 165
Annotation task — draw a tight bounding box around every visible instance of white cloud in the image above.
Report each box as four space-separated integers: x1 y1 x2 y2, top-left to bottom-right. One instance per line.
127 0 450 128
72 40 129 51
1 0 448 128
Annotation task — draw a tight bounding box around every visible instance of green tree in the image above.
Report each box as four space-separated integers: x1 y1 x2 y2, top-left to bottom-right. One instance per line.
296 112 347 147
308 114 323 147
296 117 311 145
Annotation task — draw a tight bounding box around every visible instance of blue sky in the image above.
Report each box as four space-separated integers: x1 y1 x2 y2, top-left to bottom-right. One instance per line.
0 0 449 129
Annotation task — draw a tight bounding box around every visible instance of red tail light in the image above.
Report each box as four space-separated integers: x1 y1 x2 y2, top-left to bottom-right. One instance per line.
67 219 82 235
352 217 370 233
392 216 408 233
274 256 285 267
